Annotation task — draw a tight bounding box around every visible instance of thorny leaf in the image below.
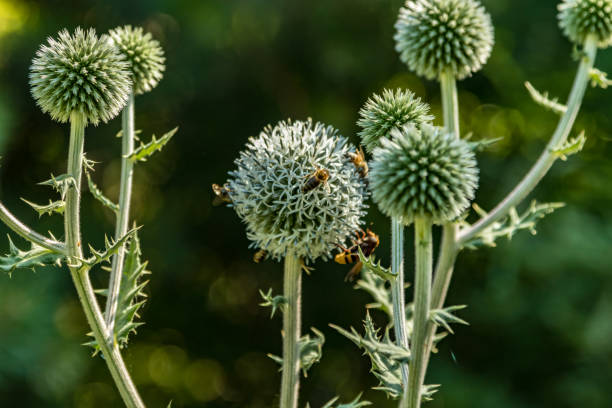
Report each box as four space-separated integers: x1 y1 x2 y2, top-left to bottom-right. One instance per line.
429 305 469 335
83 227 140 268
552 131 586 161
355 266 393 317
464 200 565 249
305 393 371 408
525 81 567 115
465 136 503 152
86 171 119 214
38 173 76 200
0 235 63 276
358 247 395 281
21 198 65 217
589 68 612 89
127 127 178 162
259 288 287 318
269 327 325 377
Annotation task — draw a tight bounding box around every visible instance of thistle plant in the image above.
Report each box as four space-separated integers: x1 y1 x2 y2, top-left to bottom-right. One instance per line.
332 0 610 407
224 119 368 408
1 26 175 408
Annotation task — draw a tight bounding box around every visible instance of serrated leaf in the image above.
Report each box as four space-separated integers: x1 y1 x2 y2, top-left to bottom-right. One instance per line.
319 393 372 408
589 68 612 89
269 327 325 377
21 198 65 217
464 200 565 249
354 266 393 317
525 81 567 115
466 137 503 152
259 288 287 318
358 247 395 281
83 227 140 268
0 235 63 276
86 171 119 214
127 127 178 163
429 305 469 335
552 131 586 161
38 174 76 200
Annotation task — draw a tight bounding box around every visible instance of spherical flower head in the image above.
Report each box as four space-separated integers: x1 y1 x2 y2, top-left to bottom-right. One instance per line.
29 27 131 125
558 0 612 47
394 0 494 80
228 119 368 263
109 25 165 94
370 123 478 225
357 88 433 153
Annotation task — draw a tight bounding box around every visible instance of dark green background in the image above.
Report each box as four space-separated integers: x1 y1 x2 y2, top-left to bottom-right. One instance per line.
0 0 611 407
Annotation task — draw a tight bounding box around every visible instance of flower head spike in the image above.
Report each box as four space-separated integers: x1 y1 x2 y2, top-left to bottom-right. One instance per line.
357 88 433 153
29 27 131 125
370 124 478 225
109 25 165 94
558 0 612 47
394 0 494 80
228 119 368 262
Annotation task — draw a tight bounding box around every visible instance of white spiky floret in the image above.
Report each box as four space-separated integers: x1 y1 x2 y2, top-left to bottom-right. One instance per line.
228 119 368 262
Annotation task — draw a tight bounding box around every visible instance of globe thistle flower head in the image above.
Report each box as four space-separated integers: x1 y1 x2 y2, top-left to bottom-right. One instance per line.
394 0 494 80
357 88 433 153
558 0 612 47
29 27 131 125
228 119 368 263
109 25 166 94
370 123 478 225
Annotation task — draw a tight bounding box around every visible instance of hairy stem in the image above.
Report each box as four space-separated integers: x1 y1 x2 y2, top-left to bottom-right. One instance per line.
407 217 433 408
105 92 136 337
280 252 302 408
390 218 409 395
458 35 598 245
0 202 66 253
65 112 145 408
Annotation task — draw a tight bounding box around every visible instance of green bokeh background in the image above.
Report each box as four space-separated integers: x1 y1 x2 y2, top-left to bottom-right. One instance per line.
0 0 611 407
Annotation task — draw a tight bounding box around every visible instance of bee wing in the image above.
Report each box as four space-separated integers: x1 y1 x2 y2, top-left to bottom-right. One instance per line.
344 261 363 282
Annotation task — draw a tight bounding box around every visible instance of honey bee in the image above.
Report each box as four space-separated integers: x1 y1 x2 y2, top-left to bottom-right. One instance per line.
253 249 268 263
347 146 368 178
212 183 232 206
302 168 330 193
335 228 380 281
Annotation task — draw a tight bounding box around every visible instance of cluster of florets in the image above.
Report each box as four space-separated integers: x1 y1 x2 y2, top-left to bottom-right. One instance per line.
228 119 368 262
558 0 612 47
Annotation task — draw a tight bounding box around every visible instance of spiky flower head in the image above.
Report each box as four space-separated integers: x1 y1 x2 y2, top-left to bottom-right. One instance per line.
357 88 433 153
394 0 494 80
109 25 165 94
370 123 478 225
558 0 612 47
228 119 367 262
30 27 131 125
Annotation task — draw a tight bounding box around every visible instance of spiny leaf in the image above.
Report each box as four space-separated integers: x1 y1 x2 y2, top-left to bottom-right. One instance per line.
464 200 565 249
525 81 567 115
83 227 140 268
268 327 326 377
0 235 63 276
358 247 395 281
259 288 287 318
38 173 76 200
466 137 503 152
21 198 65 217
552 131 586 161
429 305 469 334
86 171 119 214
127 127 178 163
318 393 372 408
354 266 393 317
589 68 612 89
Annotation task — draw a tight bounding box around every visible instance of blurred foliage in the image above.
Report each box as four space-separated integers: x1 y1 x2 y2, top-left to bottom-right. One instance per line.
0 0 611 407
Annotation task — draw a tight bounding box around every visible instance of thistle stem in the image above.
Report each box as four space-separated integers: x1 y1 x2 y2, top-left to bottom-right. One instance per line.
390 217 409 394
407 217 433 408
105 92 136 338
458 35 598 245
280 252 302 408
0 202 66 253
65 112 145 408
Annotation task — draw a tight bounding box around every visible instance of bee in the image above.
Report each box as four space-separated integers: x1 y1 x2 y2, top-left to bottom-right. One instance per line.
212 183 232 206
347 146 368 178
253 249 268 263
302 168 330 193
335 228 380 281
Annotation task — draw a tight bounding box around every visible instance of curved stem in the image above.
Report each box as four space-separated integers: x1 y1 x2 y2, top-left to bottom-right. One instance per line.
390 218 409 394
105 92 136 337
65 112 145 408
458 35 598 246
280 252 302 408
0 202 66 254
407 217 433 408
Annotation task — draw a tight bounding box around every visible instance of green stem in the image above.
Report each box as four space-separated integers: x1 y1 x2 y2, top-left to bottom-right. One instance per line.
0 201 66 253
105 92 136 337
280 252 302 408
458 35 598 245
65 112 145 408
390 218 409 394
407 217 433 408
